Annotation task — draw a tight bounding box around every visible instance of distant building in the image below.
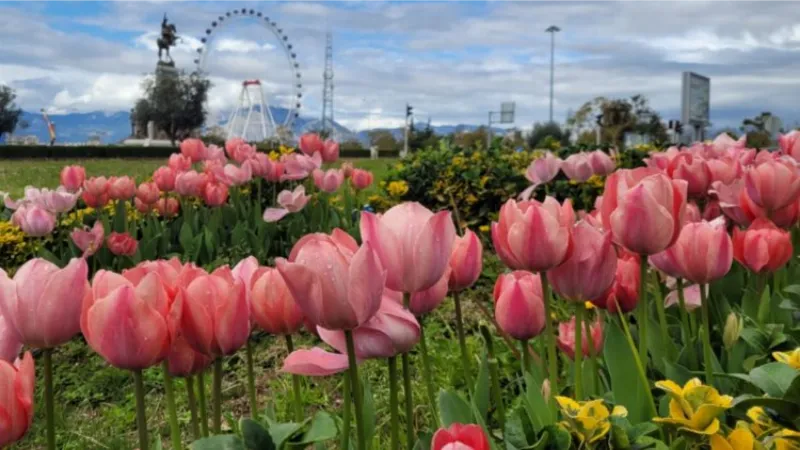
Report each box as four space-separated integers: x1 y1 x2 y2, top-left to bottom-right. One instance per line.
7 135 40 145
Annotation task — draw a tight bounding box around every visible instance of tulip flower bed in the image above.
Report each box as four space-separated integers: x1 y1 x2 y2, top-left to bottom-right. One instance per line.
2 130 800 450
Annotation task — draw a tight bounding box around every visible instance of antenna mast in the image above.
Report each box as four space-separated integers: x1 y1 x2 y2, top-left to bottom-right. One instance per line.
321 31 334 136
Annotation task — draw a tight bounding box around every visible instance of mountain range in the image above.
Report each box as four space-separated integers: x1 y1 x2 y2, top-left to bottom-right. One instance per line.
2 109 504 146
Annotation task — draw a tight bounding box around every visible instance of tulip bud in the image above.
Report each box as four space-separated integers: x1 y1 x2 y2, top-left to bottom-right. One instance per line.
541 379 551 402
723 312 743 350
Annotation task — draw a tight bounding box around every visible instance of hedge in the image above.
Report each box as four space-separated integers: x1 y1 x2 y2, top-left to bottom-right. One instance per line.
0 145 399 160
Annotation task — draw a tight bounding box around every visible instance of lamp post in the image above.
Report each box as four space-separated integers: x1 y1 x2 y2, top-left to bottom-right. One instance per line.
545 25 560 124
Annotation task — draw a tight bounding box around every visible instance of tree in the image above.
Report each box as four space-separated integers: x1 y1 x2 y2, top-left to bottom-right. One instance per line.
527 122 571 149
0 85 23 140
567 95 667 149
407 120 439 151
132 71 211 146
368 130 399 152
451 126 489 149
740 112 774 148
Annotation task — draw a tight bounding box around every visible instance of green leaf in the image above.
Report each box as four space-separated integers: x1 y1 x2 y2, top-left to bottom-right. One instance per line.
265 422 303 449
241 418 275 450
542 424 571 450
439 389 474 427
645 316 667 375
783 374 800 403
635 435 670 450
179 221 194 254
473 352 490 420
522 373 553 433
733 395 800 422
412 433 433 450
663 360 693 387
113 200 126 233
783 284 800 296
604 321 650 424
362 378 376 445
191 435 246 450
299 411 337 444
748 362 799 397
504 411 532 449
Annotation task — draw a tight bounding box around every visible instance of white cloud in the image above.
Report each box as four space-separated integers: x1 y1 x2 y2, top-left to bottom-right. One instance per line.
214 38 275 53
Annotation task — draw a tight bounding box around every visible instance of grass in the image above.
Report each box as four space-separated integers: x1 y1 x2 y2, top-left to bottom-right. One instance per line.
15 284 519 450
0 157 396 197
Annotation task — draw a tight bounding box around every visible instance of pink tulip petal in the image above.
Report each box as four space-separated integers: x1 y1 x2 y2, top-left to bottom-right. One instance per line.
410 211 456 292
347 242 386 326
282 348 350 376
277 261 327 328
360 211 405 291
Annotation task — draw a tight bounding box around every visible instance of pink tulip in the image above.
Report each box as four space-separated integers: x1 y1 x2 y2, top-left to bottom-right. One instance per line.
248 153 269 178
203 144 227 164
0 313 21 362
264 160 285 182
341 162 355 178
0 352 34 448
557 316 603 360
493 271 545 340
278 229 386 330
181 138 207 162
299 133 324 156
351 169 374 190
71 221 105 256
11 204 55 237
155 197 180 218
175 170 208 197
706 157 743 185
779 130 800 162
82 176 110 207
733 218 792 273
588 150 615 176
227 141 256 164
82 270 170 369
153 166 176 192
664 284 703 311
432 423 490 450
203 181 229 207
282 152 322 181
263 185 310 223
491 197 573 272
526 152 562 186
448 229 483 291
703 200 723 221
135 199 152 214
107 232 138 256
321 139 340 162
644 147 681 172
710 180 761 227
712 133 746 153
60 165 86 193
281 347 350 376
408 269 450 316
745 159 800 212
561 153 594 182
547 221 617 302
175 270 250 357
222 162 253 186
685 201 702 223
0 258 88 349
136 181 160 205
313 168 345 193
250 267 304 335
361 202 456 293
602 168 688 255
39 187 79 214
668 218 733 284
669 153 711 198
591 253 640 313
108 176 136 200
167 153 192 172
123 258 201 302
166 334 212 378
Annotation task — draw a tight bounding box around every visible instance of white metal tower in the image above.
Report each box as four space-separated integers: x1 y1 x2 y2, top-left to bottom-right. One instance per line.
226 80 278 142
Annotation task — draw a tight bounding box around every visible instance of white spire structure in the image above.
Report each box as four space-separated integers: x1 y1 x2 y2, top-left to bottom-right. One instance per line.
226 80 278 142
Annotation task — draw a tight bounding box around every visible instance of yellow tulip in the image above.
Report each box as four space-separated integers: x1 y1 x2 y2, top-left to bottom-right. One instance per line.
556 396 627 445
710 423 756 450
772 348 800 370
652 378 733 435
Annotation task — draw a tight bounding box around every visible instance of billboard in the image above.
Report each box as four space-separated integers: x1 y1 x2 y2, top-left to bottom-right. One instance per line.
499 102 515 124
681 72 710 125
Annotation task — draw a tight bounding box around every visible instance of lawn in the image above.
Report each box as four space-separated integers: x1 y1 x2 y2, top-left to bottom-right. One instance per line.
0 157 396 197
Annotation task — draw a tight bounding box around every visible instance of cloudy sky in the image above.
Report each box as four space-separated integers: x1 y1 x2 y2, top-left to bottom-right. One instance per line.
1 1 799 131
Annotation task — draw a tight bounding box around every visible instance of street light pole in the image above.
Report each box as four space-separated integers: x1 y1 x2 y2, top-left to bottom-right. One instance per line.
545 25 560 124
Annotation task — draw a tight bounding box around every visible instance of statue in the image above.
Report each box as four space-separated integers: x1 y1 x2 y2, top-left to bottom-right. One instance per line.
157 14 179 65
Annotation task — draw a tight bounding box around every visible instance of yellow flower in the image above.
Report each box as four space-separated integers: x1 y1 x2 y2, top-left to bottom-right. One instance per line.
479 225 490 233
587 175 605 188
268 151 281 161
772 429 800 450
387 181 409 197
653 378 733 435
710 423 756 450
772 348 800 369
584 301 595 310
556 396 627 445
466 194 478 204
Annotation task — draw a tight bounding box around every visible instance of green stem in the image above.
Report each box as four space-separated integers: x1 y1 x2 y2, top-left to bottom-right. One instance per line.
402 352 414 450
700 284 715 386
186 376 201 441
418 321 440 426
43 348 56 450
285 334 304 421
616 310 659 422
541 275 558 406
197 371 209 437
452 291 473 389
133 369 150 450
588 320 599 397
637 254 649 366
345 331 366 450
574 306 584 400
213 358 223 434
488 358 505 432
161 362 183 450
521 340 531 375
341 371 352 450
245 339 259 420
651 271 671 359
676 278 697 369
389 357 400 450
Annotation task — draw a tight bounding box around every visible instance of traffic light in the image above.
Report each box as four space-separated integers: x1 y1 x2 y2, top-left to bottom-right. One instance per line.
675 121 683 134
596 114 603 126
406 104 413 118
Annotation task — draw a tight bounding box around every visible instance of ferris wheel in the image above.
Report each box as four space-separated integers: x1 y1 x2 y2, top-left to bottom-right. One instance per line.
194 8 302 141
